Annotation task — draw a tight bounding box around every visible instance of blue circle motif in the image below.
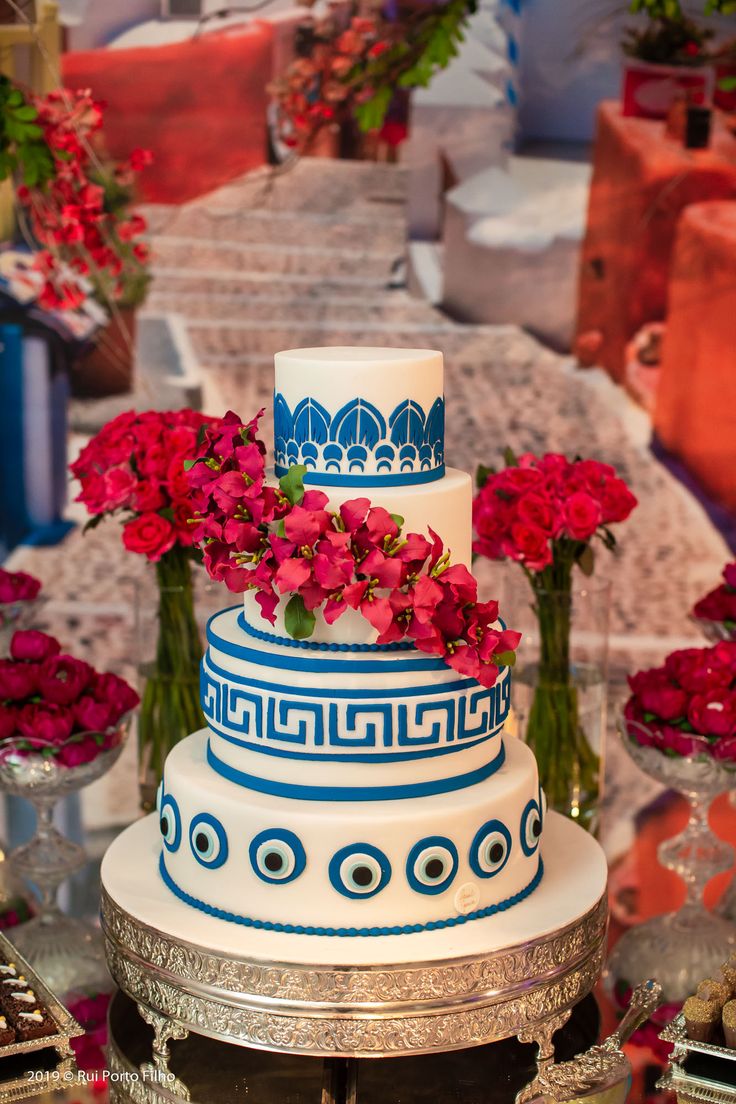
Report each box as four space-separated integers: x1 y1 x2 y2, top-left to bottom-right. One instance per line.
520 799 542 857
249 828 306 885
329 843 391 900
406 836 458 896
159 794 181 853
469 819 512 879
189 813 229 869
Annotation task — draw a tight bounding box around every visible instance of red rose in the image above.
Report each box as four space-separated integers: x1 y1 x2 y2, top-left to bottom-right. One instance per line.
507 523 552 571
73 695 114 733
516 493 557 534
10 630 61 662
122 513 176 561
724 563 736 589
688 690 736 738
91 672 139 719
58 735 100 768
628 670 687 721
711 734 736 763
101 467 136 511
0 569 41 603
132 481 165 513
562 492 602 541
0 705 17 740
0 661 38 701
659 725 700 758
17 702 74 744
37 655 93 705
599 478 638 525
172 501 195 547
665 646 736 693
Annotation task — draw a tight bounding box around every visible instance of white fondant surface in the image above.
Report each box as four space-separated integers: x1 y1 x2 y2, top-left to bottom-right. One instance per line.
160 730 541 931
275 347 443 422
204 606 510 790
101 811 607 966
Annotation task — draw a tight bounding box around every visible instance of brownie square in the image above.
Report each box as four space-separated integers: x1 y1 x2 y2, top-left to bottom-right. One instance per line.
0 1012 15 1046
12 1006 56 1042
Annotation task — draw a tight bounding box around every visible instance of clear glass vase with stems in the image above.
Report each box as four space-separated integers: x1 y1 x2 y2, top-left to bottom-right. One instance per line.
606 716 736 1004
507 565 610 835
135 549 224 812
0 718 130 996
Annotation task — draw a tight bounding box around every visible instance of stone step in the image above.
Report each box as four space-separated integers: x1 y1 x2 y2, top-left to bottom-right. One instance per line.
144 206 406 252
188 320 508 363
145 290 441 325
194 159 407 215
149 268 394 297
151 236 401 280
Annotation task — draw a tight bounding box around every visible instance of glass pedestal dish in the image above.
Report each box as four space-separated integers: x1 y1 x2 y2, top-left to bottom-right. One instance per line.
606 722 736 1003
0 720 130 995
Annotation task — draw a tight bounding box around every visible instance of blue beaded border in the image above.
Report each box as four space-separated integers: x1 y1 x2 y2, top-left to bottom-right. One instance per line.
238 611 414 653
158 854 544 937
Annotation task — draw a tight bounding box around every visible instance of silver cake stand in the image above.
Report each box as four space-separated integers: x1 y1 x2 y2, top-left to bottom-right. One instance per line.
100 812 608 1102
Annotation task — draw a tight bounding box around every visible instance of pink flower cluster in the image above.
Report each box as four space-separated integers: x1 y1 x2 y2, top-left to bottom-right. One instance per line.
473 453 638 572
0 568 40 604
187 412 520 688
624 641 736 762
693 562 736 629
0 630 139 768
68 992 110 1077
71 409 219 561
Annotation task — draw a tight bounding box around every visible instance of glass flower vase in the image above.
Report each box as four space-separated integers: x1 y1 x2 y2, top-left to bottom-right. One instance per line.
606 718 736 1003
511 576 610 834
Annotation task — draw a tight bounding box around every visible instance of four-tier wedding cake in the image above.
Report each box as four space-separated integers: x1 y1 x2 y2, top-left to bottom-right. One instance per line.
154 348 547 939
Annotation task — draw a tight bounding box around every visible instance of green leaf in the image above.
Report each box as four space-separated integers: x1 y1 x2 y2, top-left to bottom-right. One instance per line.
182 458 198 471
475 463 493 489
275 518 286 538
279 464 306 506
496 650 517 668
82 513 106 534
13 104 37 122
284 593 315 640
503 446 518 468
390 513 404 530
577 544 595 577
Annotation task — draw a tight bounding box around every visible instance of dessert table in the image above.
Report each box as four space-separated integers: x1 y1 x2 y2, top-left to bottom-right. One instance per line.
576 100 736 383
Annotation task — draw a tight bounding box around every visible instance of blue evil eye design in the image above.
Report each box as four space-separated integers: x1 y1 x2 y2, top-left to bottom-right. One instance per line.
406 836 458 895
521 799 543 856
189 814 228 869
250 829 306 885
159 795 181 853
329 843 391 900
469 820 512 878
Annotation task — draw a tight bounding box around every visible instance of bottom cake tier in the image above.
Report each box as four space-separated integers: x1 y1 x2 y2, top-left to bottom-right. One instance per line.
157 730 545 937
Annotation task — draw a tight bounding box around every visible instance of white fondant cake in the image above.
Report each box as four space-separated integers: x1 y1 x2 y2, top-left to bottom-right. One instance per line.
156 347 548 937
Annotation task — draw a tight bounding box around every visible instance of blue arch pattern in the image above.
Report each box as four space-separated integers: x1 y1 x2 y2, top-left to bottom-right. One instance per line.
273 393 445 484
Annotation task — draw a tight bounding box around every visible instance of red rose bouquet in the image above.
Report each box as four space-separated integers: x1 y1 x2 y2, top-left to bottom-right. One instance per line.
0 568 43 657
624 642 736 764
473 451 638 829
0 630 138 768
692 561 736 641
71 408 221 807
186 411 519 689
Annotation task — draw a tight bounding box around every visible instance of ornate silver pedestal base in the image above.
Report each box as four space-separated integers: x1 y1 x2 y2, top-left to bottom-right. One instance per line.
100 812 609 1101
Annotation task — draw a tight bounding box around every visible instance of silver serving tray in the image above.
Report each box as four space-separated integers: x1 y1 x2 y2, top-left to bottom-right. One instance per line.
0 930 83 1101
659 1013 736 1102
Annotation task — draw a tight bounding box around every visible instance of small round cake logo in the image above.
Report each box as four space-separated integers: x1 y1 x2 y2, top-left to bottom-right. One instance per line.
454 882 480 915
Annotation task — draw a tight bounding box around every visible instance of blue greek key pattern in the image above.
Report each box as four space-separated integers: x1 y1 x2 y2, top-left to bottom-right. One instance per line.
201 656 510 764
273 392 444 485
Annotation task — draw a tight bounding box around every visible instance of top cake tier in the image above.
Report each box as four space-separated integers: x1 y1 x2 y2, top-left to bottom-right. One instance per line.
274 347 444 488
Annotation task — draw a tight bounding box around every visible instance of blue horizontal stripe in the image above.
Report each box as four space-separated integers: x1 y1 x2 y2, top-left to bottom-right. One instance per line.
274 465 445 488
159 853 543 937
206 612 448 674
203 652 481 701
237 613 414 652
206 739 506 801
207 718 502 763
